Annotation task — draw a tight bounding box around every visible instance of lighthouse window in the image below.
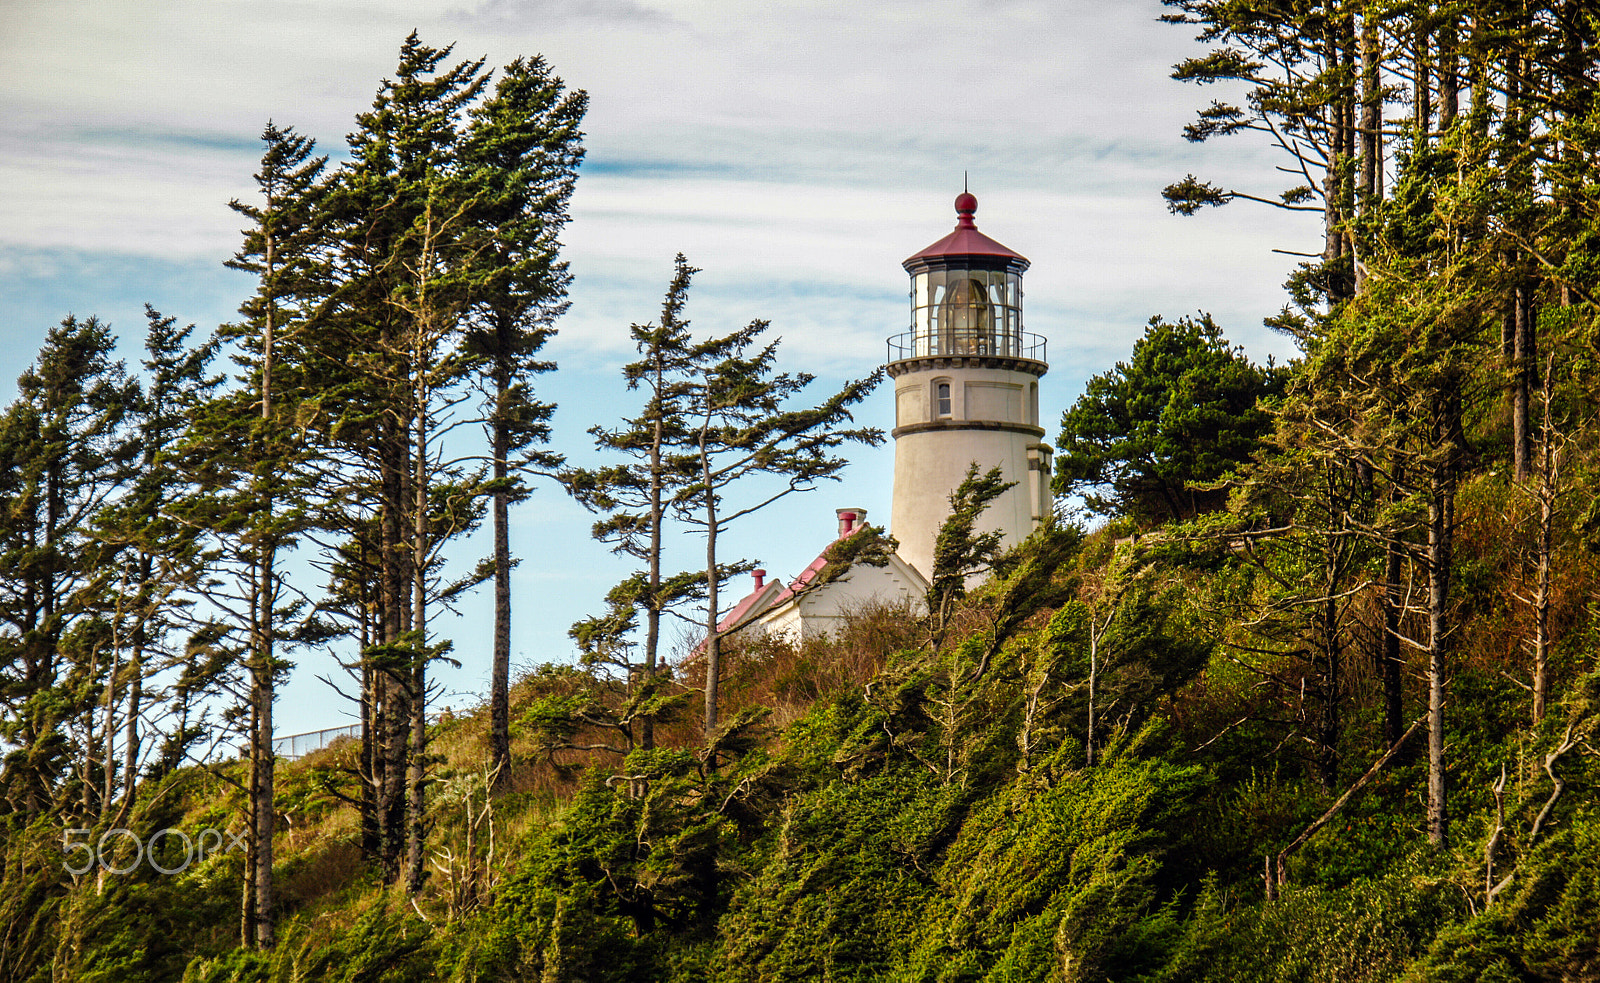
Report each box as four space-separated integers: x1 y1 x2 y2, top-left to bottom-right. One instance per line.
906 267 1025 361
936 382 952 418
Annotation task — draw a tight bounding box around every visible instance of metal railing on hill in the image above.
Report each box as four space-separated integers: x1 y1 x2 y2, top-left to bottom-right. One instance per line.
272 724 360 760
270 712 451 761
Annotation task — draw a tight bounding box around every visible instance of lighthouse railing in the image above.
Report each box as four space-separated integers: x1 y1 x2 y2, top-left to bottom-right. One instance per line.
887 330 1046 364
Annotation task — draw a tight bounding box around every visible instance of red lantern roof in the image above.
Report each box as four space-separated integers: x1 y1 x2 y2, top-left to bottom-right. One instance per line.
903 192 1029 269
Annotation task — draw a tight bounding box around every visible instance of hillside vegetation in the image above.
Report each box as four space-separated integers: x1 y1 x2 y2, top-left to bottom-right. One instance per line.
2 490 1597 981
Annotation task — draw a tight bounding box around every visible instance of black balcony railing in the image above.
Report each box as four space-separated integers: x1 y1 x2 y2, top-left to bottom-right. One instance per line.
887 329 1046 363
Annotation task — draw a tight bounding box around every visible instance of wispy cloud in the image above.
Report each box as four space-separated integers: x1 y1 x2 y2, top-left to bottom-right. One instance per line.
447 0 681 28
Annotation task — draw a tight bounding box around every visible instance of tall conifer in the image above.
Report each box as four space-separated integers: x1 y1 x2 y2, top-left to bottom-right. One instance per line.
179 121 326 946
0 316 135 818
459 55 586 788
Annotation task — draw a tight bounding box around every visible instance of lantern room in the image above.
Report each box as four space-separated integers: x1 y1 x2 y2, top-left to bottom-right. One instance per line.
893 192 1041 363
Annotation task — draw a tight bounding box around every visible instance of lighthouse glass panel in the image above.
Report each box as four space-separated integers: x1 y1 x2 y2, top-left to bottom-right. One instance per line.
910 267 1023 357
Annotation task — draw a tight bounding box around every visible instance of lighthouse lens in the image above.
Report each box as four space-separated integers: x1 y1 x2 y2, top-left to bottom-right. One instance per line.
938 276 993 353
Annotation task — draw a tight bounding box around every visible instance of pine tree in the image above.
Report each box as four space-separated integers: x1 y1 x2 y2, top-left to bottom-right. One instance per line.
677 323 883 737
1159 0 1368 310
84 306 219 827
311 34 494 889
927 463 1013 650
567 256 709 751
178 121 325 946
0 316 136 818
458 55 586 789
1053 314 1283 525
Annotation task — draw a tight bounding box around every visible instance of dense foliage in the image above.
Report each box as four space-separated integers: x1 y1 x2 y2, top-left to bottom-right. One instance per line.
1053 314 1284 523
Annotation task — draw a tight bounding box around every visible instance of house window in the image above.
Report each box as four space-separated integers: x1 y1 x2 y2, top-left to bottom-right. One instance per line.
935 381 952 418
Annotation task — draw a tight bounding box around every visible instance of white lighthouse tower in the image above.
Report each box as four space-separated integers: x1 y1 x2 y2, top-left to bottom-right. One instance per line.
888 192 1053 582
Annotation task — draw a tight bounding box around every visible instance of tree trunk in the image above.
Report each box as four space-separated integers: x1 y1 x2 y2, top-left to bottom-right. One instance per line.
704 493 723 739
1380 460 1406 748
702 436 722 740
379 424 408 884
1439 16 1459 127
1512 285 1537 482
1530 371 1557 725
1324 10 1358 306
1356 8 1381 295
119 627 142 819
406 397 430 894
360 625 380 860
1413 13 1430 147
1086 624 1098 768
252 252 277 949
1425 465 1453 848
383 671 408 884
252 612 275 948
1531 483 1551 725
489 362 512 788
1504 31 1536 481
242 658 258 946
642 380 666 751
1381 539 1405 747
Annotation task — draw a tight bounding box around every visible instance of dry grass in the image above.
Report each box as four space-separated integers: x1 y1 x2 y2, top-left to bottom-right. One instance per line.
677 598 925 730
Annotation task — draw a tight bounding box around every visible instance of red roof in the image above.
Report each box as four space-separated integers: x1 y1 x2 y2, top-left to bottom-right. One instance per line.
767 552 831 607
701 524 859 646
903 192 1029 269
711 579 783 636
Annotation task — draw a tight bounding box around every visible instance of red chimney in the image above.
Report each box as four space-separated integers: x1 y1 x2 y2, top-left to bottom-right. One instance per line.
836 508 868 538
752 569 766 589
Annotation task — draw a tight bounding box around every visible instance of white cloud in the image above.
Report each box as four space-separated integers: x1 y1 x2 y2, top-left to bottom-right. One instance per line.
447 0 680 28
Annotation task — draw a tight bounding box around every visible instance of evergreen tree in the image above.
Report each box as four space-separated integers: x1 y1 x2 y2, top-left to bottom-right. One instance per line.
172 121 324 945
1054 314 1282 526
676 311 883 738
458 55 586 789
567 256 709 751
1159 0 1369 309
84 307 219 826
927 463 1013 648
0 316 136 818
309 34 496 890
1288 152 1487 846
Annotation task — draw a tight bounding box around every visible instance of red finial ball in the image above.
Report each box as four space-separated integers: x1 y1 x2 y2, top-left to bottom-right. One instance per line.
954 191 978 228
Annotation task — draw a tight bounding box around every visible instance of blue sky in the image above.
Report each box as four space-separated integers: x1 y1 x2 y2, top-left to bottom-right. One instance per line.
0 0 1320 736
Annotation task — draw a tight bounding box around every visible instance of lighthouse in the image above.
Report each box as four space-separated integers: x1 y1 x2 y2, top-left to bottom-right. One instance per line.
888 192 1053 581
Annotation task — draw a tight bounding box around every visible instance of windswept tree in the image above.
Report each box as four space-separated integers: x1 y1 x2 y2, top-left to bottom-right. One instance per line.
1190 433 1373 791
179 121 327 947
566 256 708 751
1159 0 1385 310
676 304 884 738
85 306 219 827
0 316 136 818
1285 159 1490 846
458 55 586 789
570 256 884 741
304 34 513 891
927 463 1014 647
